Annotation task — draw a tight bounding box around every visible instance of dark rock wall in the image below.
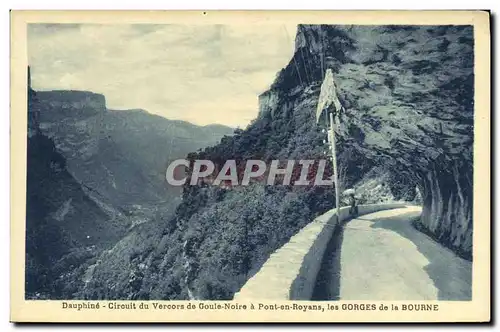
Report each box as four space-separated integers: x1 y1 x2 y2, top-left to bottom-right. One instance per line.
264 25 474 258
26 70 128 298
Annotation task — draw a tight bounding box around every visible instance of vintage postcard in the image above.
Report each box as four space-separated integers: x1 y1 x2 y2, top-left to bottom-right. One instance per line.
10 10 490 323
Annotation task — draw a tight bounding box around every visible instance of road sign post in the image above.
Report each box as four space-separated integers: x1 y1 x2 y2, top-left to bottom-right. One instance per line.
328 112 340 220
316 68 342 220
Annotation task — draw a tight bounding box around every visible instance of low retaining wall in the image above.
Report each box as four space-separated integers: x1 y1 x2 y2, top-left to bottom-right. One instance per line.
233 203 408 300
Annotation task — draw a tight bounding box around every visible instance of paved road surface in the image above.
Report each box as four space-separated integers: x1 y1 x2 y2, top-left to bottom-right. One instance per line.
312 206 472 300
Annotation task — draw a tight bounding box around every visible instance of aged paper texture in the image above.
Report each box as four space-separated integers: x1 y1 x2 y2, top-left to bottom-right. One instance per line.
10 10 490 323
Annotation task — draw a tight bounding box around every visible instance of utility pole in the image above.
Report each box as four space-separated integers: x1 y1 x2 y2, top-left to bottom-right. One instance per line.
327 112 340 219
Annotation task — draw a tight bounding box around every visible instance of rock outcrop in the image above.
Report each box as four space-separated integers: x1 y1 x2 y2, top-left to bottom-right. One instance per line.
26 70 129 299
264 25 474 259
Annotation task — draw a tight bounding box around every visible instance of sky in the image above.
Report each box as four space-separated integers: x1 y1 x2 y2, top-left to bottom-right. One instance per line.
27 24 297 128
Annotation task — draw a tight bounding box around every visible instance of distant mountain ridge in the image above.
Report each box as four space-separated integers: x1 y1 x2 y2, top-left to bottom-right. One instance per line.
34 89 233 212
26 79 233 298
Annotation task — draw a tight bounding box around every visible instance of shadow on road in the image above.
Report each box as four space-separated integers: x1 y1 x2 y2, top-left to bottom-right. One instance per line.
311 209 472 301
311 224 345 301
369 211 472 301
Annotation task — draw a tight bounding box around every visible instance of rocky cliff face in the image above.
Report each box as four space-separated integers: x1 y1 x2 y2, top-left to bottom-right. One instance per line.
26 78 129 298
264 25 473 259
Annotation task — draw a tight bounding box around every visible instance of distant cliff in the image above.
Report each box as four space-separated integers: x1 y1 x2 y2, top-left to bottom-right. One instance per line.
26 79 129 298
26 71 233 299
37 90 106 114
33 88 233 215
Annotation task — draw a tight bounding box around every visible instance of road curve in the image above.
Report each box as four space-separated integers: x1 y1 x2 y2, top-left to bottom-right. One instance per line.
312 206 472 301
